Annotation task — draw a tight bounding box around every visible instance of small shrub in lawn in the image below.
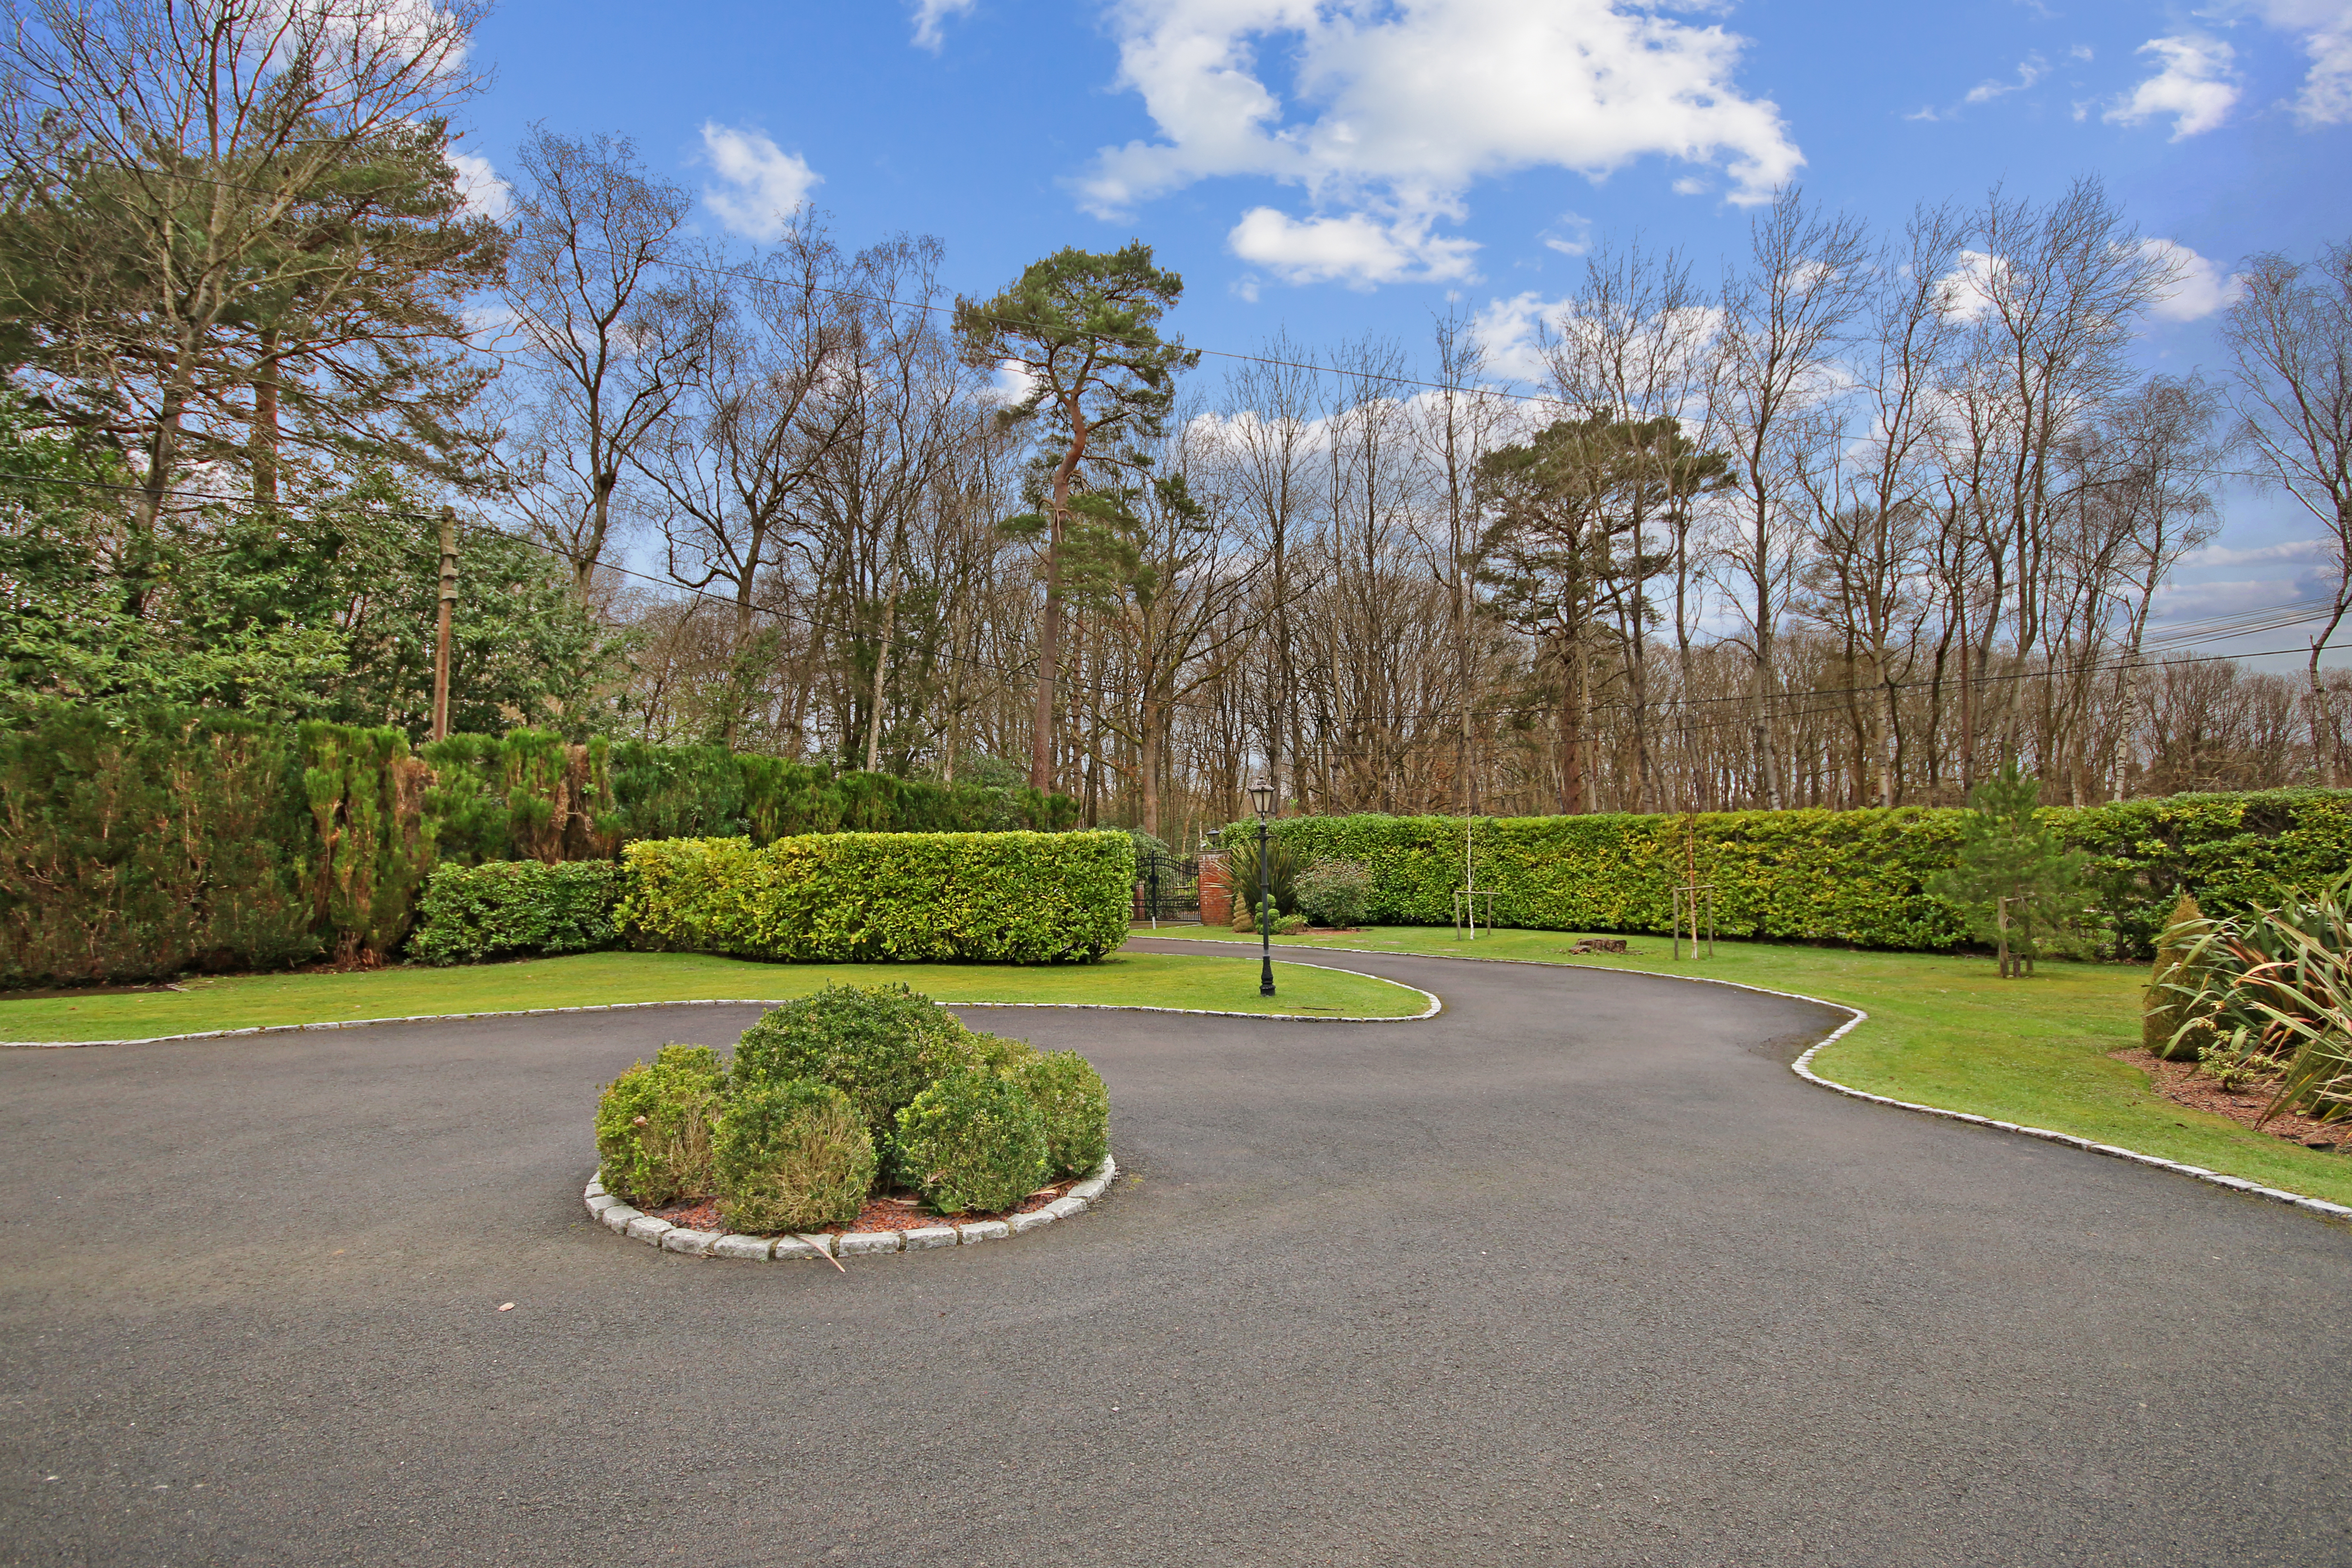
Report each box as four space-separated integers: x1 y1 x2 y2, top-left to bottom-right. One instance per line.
1014 1050 1110 1180
594 1044 726 1206
892 1069 1050 1216
731 983 974 1146
711 1079 876 1233
1295 858 1374 928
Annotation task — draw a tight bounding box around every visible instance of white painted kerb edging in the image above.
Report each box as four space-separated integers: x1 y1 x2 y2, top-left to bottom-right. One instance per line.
1 968 1436 1050
587 1152 1118 1261
1148 935 2352 1226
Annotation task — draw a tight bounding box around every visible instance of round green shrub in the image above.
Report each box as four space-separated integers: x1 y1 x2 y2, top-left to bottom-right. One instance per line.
1014 1050 1111 1180
711 1079 876 1233
960 1028 1041 1078
594 1044 726 1206
732 983 974 1146
892 1069 1050 1216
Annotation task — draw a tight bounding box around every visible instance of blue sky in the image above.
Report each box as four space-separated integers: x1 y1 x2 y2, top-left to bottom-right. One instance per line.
455 0 2352 660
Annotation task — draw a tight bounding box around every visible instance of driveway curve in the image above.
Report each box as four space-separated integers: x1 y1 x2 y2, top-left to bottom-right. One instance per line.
3 942 2348 1567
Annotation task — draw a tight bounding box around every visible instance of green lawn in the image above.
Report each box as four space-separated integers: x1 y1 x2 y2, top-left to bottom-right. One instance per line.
0 947 1429 1044
1149 926 2352 1209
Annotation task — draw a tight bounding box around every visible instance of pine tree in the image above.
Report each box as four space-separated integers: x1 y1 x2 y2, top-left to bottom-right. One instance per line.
1927 760 2087 977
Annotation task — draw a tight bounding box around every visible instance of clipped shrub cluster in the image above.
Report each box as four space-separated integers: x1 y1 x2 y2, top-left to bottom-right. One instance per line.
591 983 1113 1228
409 859 625 965
711 1079 875 1232
594 1044 728 1207
1222 789 2352 958
732 983 978 1147
620 830 1134 964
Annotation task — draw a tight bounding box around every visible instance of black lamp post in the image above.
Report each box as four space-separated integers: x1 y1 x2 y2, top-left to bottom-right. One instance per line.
1249 777 1276 997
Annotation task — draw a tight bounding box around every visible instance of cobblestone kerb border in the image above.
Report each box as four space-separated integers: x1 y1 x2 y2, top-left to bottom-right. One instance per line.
1 967 1437 1050
1151 935 2352 1226
586 1152 1120 1262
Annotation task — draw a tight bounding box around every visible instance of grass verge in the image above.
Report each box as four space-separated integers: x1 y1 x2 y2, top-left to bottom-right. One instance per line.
1148 925 2352 1209
0 948 1428 1044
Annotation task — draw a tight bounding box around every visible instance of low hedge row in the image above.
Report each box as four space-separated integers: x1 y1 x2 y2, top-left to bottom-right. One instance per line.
1221 789 2352 957
619 830 1134 964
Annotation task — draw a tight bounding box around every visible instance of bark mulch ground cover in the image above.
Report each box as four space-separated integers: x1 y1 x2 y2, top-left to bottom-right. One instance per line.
2117 1047 2348 1152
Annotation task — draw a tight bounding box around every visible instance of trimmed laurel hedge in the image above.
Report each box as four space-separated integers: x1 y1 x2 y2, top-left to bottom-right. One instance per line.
1222 788 2352 958
619 830 1134 964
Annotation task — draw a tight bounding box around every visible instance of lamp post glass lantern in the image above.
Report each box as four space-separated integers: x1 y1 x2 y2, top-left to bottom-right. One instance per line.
1250 778 1275 997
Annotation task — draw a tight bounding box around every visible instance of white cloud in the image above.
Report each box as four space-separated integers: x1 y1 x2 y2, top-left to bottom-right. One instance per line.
1228 207 1479 288
2184 537 2328 567
2140 239 2247 322
2251 0 2352 124
698 122 821 242
980 357 1038 407
446 149 510 221
1965 52 2048 104
1466 290 1721 394
2105 35 2239 139
909 0 977 52
1469 292 1570 383
1934 249 2007 322
1077 0 1802 291
1543 212 1593 257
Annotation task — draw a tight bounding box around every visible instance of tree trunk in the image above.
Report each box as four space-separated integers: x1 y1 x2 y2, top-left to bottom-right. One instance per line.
251 325 281 506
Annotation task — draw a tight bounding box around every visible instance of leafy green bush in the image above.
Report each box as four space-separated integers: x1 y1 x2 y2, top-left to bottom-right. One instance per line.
711 1078 876 1232
961 1029 1041 1077
1014 1050 1111 1180
594 1044 727 1206
620 830 1134 964
1222 788 2352 958
408 859 624 964
892 1069 1050 1216
731 983 977 1147
1296 858 1374 928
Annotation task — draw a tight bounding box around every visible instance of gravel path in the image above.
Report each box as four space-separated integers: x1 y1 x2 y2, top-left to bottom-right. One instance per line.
3 942 2347 1566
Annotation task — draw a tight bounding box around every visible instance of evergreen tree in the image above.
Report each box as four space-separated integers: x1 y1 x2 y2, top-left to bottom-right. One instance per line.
1927 760 2087 977
952 243 1196 792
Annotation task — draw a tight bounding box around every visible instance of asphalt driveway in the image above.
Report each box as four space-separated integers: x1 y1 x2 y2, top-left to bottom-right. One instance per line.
3 942 2347 1566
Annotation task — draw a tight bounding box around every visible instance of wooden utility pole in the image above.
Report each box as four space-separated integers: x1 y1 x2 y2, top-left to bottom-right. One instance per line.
431 507 457 742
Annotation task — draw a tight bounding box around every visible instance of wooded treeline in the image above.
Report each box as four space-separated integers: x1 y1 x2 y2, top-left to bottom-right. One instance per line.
3 1 2349 855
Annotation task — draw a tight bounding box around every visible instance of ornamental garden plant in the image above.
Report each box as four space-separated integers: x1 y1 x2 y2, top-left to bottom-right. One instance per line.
593 983 1111 1234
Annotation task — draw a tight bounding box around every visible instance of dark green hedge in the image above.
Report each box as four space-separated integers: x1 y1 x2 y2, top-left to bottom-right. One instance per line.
0 698 1084 986
410 860 626 965
1221 789 2352 957
621 831 1134 964
0 705 318 986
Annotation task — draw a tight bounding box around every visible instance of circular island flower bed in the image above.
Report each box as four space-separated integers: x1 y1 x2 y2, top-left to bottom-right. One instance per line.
583 982 1116 1262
